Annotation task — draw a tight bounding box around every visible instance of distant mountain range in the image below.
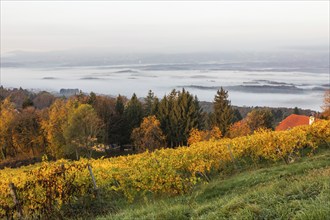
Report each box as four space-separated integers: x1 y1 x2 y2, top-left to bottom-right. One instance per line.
1 49 329 73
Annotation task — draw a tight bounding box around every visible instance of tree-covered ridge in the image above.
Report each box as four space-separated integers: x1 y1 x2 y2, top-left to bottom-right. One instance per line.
0 88 206 161
0 87 328 164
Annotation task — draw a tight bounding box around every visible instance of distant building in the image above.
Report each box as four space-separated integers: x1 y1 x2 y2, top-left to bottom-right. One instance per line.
275 114 314 131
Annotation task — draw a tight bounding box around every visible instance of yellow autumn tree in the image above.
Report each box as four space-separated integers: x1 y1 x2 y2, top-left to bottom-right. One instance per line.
131 115 165 152
64 104 104 159
41 99 76 159
188 126 222 145
0 99 18 160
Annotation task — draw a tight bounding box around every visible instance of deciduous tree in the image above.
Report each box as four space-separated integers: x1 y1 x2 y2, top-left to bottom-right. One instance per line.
187 126 222 145
11 107 45 158
0 99 17 159
131 116 165 152
246 108 274 132
41 99 74 159
228 120 251 138
64 104 104 159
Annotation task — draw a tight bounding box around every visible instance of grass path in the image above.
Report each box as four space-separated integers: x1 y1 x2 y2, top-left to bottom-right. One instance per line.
98 149 330 220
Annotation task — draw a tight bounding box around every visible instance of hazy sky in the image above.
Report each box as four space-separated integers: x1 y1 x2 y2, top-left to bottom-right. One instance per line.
1 1 329 54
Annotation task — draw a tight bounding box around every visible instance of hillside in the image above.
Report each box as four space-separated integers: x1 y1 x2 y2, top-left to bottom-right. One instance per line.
99 149 330 220
0 120 328 219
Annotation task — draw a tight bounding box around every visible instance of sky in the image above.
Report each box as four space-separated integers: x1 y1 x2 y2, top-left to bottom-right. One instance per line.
1 1 329 54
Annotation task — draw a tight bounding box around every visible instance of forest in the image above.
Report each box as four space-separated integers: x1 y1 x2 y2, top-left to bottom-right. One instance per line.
0 86 329 219
0 86 329 166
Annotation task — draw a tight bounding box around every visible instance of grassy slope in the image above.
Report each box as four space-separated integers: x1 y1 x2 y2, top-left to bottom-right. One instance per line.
98 149 330 220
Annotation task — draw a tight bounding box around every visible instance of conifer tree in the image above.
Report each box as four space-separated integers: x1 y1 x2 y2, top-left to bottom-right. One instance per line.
232 108 242 123
87 92 97 106
158 91 178 147
213 87 233 136
125 93 143 137
157 89 203 147
144 90 158 116
152 97 159 116
108 95 128 145
115 95 125 115
22 98 34 109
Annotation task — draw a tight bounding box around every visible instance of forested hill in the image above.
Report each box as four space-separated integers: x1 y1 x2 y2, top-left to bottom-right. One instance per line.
0 86 326 168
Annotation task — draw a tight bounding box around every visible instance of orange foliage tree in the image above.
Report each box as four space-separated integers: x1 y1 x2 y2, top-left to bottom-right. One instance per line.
11 107 45 158
131 115 165 152
187 126 222 145
228 120 251 138
0 99 45 160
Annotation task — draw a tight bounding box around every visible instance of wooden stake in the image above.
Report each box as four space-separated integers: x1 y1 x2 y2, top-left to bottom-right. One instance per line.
87 164 98 196
9 182 23 219
227 144 238 169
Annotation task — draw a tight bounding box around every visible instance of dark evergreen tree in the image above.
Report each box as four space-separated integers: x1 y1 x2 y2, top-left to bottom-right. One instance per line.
213 87 233 135
87 92 97 106
194 95 204 129
152 97 159 116
115 95 125 115
22 98 34 109
293 107 300 115
232 108 242 123
107 95 129 145
157 94 170 145
158 91 176 147
108 114 128 145
88 95 116 144
144 90 158 116
272 109 284 125
124 93 143 136
157 89 203 147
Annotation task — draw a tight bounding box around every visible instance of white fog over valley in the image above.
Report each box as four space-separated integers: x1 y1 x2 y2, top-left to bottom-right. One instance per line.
1 1 329 111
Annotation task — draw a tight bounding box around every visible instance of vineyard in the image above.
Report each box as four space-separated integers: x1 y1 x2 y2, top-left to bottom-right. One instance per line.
0 120 329 218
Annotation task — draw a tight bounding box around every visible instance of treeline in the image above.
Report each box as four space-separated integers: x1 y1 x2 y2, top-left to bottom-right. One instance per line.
0 88 210 161
0 86 327 163
199 102 315 126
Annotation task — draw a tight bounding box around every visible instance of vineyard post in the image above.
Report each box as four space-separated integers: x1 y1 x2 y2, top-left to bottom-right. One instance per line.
87 164 98 197
9 182 23 219
227 144 238 169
